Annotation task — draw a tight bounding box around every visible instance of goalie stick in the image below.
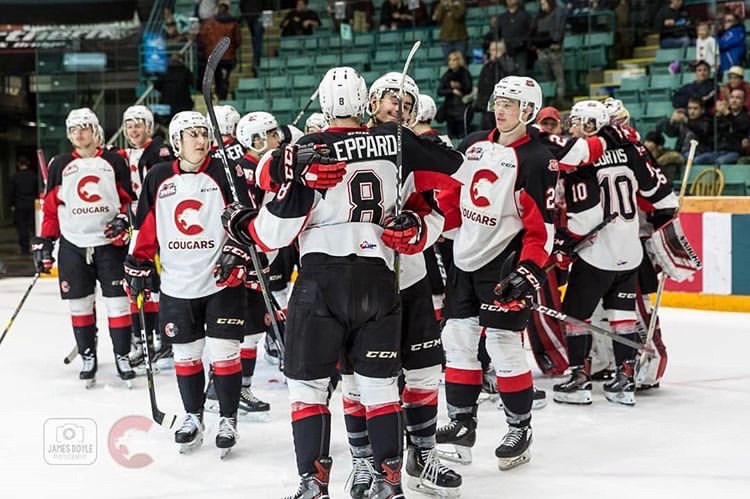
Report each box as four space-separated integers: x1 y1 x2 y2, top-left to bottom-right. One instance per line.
202 36 285 364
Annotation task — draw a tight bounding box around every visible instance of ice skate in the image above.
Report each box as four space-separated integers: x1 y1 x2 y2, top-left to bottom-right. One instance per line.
264 333 281 366
603 362 636 406
478 366 499 405
405 446 461 497
79 351 97 389
369 456 404 499
435 418 476 465
115 353 135 389
497 386 547 411
175 412 204 454
128 334 145 367
152 343 173 370
495 425 532 471
284 457 332 499
345 451 373 499
553 366 592 405
216 415 238 460
238 386 271 422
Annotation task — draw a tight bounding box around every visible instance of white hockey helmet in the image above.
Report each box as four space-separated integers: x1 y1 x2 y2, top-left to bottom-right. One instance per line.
169 111 209 157
318 66 368 121
305 112 328 133
489 76 543 124
603 97 630 127
368 71 420 122
213 104 242 136
570 100 610 136
416 94 437 123
122 105 154 133
66 107 99 138
236 111 279 153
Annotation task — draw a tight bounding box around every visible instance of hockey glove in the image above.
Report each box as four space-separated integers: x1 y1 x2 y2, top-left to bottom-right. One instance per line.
221 202 258 247
273 143 347 189
104 213 131 246
381 210 427 255
213 244 251 288
493 260 547 312
31 237 55 274
123 255 159 301
551 228 585 270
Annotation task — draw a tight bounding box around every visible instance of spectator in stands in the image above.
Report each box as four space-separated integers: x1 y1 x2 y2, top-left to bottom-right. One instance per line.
643 130 684 182
694 88 750 165
719 66 750 112
654 0 694 49
672 60 715 111
327 0 376 33
9 157 37 256
155 54 195 121
240 0 274 75
200 0 241 99
164 20 188 44
495 0 532 74
475 40 518 129
281 0 321 36
660 97 714 159
433 0 468 59
195 0 218 23
380 0 413 30
531 0 567 106
437 51 473 138
717 11 746 75
567 0 620 34
536 106 562 135
695 21 717 73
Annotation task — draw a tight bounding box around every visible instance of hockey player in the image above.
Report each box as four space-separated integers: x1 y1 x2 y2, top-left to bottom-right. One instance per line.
209 104 244 168
304 112 327 134
436 76 558 471
551 100 678 407
119 105 174 370
222 66 464 499
124 111 255 456
33 107 137 388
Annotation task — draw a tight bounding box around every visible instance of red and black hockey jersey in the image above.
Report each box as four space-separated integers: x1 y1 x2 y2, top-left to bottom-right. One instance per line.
42 148 135 247
119 136 174 201
132 156 253 299
211 137 245 170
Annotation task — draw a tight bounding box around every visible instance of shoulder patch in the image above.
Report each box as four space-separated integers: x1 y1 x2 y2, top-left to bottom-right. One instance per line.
466 145 484 161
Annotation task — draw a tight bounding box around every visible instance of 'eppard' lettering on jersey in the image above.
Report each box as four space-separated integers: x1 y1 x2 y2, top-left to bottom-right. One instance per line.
593 148 628 167
461 206 498 226
332 135 398 161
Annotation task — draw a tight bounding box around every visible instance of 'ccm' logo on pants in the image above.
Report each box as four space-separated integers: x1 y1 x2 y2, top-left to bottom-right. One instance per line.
216 318 245 325
410 339 442 351
365 351 398 359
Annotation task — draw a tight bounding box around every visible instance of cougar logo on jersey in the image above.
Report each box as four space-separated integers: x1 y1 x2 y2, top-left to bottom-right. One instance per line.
77 175 102 203
174 199 203 236
470 169 498 208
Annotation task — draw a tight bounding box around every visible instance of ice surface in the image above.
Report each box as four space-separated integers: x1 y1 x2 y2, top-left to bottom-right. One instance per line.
1 276 748 498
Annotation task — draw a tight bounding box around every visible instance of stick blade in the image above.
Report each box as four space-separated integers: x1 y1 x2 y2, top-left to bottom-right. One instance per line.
202 37 231 98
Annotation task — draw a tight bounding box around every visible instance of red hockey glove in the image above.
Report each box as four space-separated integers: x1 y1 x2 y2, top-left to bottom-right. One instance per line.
493 260 546 311
221 202 258 247
123 255 159 300
104 213 131 246
213 244 251 288
381 210 427 255
275 143 347 189
31 237 55 274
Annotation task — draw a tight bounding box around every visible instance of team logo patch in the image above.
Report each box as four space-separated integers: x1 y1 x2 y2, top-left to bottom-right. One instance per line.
60 281 70 293
470 169 498 208
62 164 79 177
158 182 176 199
359 241 376 250
174 199 203 236
466 145 484 161
164 323 178 337
235 164 244 178
548 159 559 172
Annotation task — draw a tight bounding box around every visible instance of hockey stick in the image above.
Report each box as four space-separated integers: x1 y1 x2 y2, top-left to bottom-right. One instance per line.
0 273 40 348
137 293 177 429
635 139 698 382
394 40 421 290
542 212 618 273
63 344 78 364
291 88 320 127
202 36 285 362
37 148 49 188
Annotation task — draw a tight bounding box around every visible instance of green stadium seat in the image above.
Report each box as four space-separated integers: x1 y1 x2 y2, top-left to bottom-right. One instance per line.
585 32 614 47
414 66 440 83
426 46 445 63
316 54 340 67
685 46 696 60
654 48 684 63
646 74 680 100
615 77 646 101
645 100 673 118
539 81 557 98
244 98 269 113
293 74 319 92
341 52 369 68
378 31 402 47
266 75 290 97
353 32 376 47
259 56 286 76
563 34 585 50
362 71 381 85
236 78 264 99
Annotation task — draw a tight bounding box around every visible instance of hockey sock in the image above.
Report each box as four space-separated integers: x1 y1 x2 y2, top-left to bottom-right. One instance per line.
291 404 331 475
402 386 438 448
240 347 257 380
212 358 242 417
108 318 132 356
497 374 533 428
73 321 97 355
343 396 370 449
566 330 593 367
444 367 482 418
175 359 205 414
366 404 403 468
613 333 641 364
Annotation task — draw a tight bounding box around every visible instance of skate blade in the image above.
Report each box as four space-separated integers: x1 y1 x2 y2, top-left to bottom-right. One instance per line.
406 475 461 497
478 392 500 405
219 447 233 460
264 353 280 366
155 358 174 370
552 391 592 405
604 391 635 406
133 365 160 376
532 397 547 410
436 445 472 465
83 378 96 389
238 410 271 423
122 379 134 389
178 435 204 454
497 449 530 471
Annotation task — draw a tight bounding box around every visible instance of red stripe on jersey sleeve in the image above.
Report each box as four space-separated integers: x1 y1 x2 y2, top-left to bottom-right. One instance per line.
117 185 133 212
518 191 552 268
41 186 61 239
436 184 462 231
585 136 605 164
257 154 278 192
133 208 159 261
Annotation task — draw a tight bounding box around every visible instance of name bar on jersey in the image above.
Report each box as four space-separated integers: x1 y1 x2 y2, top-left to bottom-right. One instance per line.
332 135 398 162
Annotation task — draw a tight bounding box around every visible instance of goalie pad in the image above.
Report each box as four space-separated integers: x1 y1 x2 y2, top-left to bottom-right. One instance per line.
526 269 568 375
634 286 667 387
644 218 702 282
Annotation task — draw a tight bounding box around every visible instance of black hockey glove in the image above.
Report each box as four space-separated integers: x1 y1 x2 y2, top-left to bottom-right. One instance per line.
31 237 55 274
271 143 347 189
221 202 258 247
551 228 585 270
104 213 131 246
381 210 427 255
213 244 251 288
493 260 547 312
647 208 676 230
123 255 159 301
